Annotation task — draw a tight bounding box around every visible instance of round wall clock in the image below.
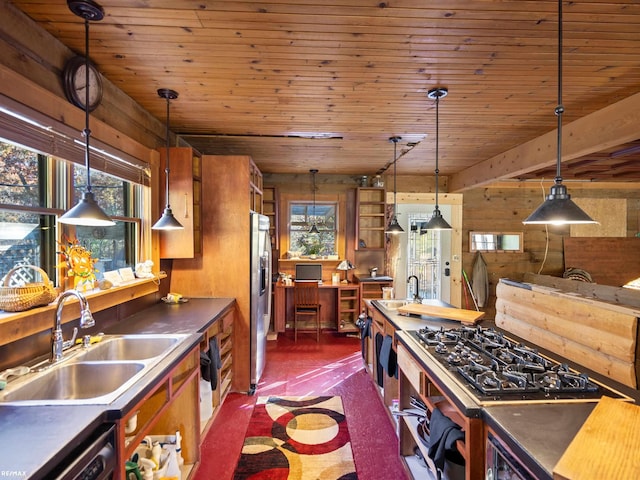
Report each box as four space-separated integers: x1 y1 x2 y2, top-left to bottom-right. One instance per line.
63 55 103 111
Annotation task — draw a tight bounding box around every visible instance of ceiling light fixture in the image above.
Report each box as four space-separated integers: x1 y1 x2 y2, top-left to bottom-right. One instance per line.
309 169 320 234
421 87 452 233
386 136 405 234
59 0 115 227
152 88 184 230
523 0 597 225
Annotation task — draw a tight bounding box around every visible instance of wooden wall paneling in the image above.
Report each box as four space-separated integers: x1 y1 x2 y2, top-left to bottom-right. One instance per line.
563 237 640 287
571 198 627 237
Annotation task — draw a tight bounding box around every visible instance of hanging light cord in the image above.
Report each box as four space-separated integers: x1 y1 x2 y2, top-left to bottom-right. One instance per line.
393 138 398 212
164 94 172 210
83 17 93 195
554 0 564 185
434 93 441 210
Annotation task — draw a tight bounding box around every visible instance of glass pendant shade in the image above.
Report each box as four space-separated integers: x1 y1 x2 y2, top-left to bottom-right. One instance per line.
152 88 184 230
59 0 114 227
523 0 596 226
385 136 405 234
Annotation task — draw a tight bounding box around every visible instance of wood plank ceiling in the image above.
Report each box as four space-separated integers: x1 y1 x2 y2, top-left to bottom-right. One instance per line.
9 0 640 187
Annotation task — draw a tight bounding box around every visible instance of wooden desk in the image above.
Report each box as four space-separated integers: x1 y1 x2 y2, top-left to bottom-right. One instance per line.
273 281 360 334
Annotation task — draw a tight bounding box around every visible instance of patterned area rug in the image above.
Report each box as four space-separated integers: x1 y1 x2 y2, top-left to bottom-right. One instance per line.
233 396 358 479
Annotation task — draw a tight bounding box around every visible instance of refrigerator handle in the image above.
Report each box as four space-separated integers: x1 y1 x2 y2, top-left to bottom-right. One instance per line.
263 248 272 327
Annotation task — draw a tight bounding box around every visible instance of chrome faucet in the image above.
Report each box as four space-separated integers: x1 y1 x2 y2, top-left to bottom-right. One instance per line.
407 275 422 303
51 290 95 363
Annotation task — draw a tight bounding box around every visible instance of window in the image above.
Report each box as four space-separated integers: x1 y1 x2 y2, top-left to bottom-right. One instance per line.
0 139 142 287
289 202 337 257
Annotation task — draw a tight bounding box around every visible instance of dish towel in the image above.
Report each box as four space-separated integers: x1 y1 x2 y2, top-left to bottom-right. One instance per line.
379 334 397 378
200 337 222 390
375 332 384 387
359 316 372 358
427 407 465 472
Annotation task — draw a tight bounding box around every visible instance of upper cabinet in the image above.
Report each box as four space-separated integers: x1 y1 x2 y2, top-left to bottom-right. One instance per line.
250 160 263 214
356 187 387 250
159 147 202 259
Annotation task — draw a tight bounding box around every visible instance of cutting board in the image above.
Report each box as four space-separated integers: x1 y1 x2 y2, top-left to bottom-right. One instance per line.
553 396 640 480
397 304 484 324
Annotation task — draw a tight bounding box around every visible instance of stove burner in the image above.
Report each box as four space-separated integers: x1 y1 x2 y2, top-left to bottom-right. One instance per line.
409 326 604 401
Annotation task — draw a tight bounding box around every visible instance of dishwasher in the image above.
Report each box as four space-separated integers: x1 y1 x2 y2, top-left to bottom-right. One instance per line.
49 424 117 480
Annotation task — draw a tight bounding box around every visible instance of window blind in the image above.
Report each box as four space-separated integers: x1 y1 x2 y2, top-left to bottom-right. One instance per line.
0 94 150 186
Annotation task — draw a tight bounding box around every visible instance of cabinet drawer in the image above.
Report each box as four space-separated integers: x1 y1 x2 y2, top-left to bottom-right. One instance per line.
398 344 422 393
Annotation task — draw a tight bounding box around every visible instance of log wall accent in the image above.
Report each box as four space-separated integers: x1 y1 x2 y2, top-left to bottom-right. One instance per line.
495 280 639 388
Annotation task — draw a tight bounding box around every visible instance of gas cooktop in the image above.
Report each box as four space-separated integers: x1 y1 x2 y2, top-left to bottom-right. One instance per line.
407 326 629 405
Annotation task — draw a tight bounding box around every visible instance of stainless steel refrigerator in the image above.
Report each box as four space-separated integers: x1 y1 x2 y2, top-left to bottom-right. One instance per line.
249 212 272 394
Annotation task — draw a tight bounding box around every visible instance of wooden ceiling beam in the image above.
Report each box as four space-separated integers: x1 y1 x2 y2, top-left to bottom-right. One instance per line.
449 91 640 191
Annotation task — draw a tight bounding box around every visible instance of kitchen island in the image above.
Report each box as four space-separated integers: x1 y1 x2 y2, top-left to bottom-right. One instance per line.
0 297 235 479
368 299 640 480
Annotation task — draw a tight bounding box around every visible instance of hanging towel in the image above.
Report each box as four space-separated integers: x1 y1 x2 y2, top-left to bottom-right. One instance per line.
375 332 384 387
427 407 465 472
209 337 222 390
379 335 397 378
360 316 372 358
200 351 211 383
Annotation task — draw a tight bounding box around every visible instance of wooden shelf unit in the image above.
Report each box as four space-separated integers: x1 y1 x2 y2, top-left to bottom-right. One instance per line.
356 187 387 250
250 159 263 213
337 284 360 333
359 279 393 312
159 147 202 259
262 185 279 253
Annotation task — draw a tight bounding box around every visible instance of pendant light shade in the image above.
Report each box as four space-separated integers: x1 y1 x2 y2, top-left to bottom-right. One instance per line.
386 136 405 234
152 88 184 230
309 169 320 233
523 0 596 226
421 87 451 233
59 0 115 227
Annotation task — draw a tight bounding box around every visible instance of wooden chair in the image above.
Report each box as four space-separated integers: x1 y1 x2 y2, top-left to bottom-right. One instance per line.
293 280 321 342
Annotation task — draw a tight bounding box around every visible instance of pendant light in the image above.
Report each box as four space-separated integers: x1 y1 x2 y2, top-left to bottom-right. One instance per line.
421 87 452 233
385 136 404 234
59 0 115 227
309 169 320 234
523 0 596 225
152 88 184 230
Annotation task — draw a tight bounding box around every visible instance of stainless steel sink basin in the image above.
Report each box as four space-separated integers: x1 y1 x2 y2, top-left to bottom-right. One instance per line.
0 362 144 404
0 334 190 406
374 299 411 310
74 334 183 362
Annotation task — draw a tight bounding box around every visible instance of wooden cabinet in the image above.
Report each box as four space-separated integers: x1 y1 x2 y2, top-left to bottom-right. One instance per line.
200 306 234 430
356 187 386 250
337 285 359 333
169 155 261 392
250 159 263 213
397 341 484 480
262 186 279 253
118 343 201 479
159 147 202 259
359 279 393 312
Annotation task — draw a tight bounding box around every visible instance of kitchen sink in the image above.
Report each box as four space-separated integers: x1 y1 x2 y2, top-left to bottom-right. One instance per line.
0 334 189 406
0 362 144 404
374 299 412 310
73 334 183 362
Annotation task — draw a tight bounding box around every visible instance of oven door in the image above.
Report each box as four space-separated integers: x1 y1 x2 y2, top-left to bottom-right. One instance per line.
485 432 535 480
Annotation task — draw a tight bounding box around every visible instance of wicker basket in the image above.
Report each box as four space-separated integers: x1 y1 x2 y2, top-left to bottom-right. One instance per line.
0 265 59 312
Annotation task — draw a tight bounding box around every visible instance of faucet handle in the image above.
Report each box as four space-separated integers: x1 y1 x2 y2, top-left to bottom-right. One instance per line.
62 327 78 350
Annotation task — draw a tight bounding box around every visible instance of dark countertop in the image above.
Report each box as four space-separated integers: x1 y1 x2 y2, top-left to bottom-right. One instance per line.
369 299 640 480
0 297 235 480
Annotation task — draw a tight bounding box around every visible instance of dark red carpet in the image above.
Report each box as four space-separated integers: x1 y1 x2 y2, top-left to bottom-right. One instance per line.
195 332 409 480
